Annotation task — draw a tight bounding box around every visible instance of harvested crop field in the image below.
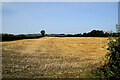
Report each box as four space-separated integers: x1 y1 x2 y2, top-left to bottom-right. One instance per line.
2 37 108 78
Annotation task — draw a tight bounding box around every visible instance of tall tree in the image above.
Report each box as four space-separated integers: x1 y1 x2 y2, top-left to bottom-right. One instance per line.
41 30 45 36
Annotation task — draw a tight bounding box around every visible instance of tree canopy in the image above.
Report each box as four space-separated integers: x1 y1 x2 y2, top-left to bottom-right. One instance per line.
41 30 45 36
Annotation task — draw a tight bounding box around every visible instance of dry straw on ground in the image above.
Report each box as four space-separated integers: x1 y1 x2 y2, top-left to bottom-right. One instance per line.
2 37 108 78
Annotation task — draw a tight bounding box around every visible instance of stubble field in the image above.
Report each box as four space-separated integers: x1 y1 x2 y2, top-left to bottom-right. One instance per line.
2 37 108 78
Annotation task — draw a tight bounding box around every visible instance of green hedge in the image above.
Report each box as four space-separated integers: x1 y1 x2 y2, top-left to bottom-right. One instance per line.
1 34 43 41
92 37 120 79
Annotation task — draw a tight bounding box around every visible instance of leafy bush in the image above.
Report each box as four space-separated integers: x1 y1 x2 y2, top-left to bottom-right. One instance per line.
103 37 120 78
92 37 120 79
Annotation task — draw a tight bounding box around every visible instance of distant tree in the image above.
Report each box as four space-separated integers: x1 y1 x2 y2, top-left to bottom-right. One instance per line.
60 34 65 35
116 24 120 33
75 33 82 37
41 30 45 36
89 30 104 37
104 32 110 37
83 33 87 37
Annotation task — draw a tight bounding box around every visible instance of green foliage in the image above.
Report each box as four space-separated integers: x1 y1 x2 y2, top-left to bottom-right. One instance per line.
47 30 120 37
1 33 42 41
41 30 45 36
103 37 120 78
89 30 104 37
92 37 120 79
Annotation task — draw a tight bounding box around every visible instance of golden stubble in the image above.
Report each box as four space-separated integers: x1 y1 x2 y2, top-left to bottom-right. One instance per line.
2 37 108 78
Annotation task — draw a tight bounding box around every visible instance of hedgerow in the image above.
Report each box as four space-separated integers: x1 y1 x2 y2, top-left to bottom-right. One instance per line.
92 36 120 79
1 34 43 41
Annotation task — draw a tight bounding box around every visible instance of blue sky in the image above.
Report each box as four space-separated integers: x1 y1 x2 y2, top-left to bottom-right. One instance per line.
2 2 118 34
118 1 120 24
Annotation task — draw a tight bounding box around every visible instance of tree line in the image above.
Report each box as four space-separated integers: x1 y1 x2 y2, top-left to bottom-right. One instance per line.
52 30 120 37
1 29 120 41
1 34 43 42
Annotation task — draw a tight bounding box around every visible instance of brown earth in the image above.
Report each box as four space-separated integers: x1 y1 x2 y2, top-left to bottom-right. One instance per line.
1 37 108 78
